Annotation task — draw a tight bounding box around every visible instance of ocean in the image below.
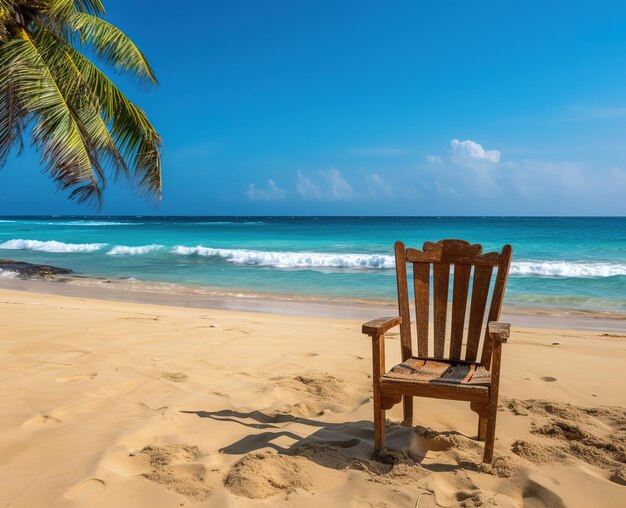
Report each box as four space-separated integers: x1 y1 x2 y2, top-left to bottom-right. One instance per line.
0 216 624 315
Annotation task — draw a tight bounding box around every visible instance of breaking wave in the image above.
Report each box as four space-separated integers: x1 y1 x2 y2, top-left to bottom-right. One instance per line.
0 237 623 279
510 261 626 278
32 220 143 226
0 269 17 278
170 246 395 269
171 247 626 276
0 239 105 253
108 244 164 255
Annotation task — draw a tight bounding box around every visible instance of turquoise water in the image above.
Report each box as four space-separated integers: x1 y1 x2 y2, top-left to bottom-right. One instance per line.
0 216 624 313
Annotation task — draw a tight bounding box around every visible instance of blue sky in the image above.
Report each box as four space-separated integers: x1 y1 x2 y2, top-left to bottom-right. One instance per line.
2 0 626 215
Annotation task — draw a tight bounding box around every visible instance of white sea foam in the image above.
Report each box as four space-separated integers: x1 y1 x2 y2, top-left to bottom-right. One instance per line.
0 239 106 253
108 244 164 255
32 221 142 226
510 261 626 278
0 269 17 278
170 246 626 276
170 245 395 269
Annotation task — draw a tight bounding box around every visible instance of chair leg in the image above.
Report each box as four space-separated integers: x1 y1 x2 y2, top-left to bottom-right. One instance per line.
483 404 498 463
402 396 413 426
373 392 386 453
478 416 488 441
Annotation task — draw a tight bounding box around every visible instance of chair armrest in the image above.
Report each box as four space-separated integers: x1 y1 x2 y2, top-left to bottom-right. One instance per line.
488 321 510 343
362 316 401 337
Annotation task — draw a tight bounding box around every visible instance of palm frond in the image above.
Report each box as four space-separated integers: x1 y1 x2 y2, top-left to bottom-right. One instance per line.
45 0 105 16
34 22 129 182
0 29 102 204
51 34 162 197
0 0 162 205
0 58 25 166
73 0 105 15
0 0 14 41
66 12 156 84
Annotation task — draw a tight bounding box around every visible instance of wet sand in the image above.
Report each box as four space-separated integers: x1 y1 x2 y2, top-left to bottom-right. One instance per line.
1 275 625 332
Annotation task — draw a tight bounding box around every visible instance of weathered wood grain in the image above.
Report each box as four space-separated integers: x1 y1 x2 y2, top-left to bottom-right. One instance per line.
432 263 450 358
361 316 401 336
364 239 513 463
450 264 471 359
465 265 493 362
395 241 412 362
413 262 430 357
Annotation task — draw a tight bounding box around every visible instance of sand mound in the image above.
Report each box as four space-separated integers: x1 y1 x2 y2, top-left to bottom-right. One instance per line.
505 398 626 483
138 444 211 501
224 451 311 499
271 372 357 417
511 439 567 464
293 373 348 403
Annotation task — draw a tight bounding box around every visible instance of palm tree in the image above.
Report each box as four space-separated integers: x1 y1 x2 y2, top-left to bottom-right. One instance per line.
0 0 161 206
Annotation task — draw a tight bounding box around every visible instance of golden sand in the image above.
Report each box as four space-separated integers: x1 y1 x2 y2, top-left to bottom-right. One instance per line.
0 288 624 507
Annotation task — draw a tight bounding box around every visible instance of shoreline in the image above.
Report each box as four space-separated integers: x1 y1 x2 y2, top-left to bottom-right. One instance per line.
1 274 624 332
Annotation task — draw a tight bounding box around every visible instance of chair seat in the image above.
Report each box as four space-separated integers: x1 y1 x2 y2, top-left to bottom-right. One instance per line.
383 357 491 386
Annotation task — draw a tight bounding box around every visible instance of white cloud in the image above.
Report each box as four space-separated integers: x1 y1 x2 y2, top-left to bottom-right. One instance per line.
425 155 443 164
450 139 500 169
324 169 353 199
366 173 393 198
297 169 354 200
296 171 322 200
246 179 285 201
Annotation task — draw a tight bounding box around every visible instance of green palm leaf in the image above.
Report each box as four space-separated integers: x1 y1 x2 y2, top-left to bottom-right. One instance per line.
66 12 156 84
0 0 161 206
1 30 102 203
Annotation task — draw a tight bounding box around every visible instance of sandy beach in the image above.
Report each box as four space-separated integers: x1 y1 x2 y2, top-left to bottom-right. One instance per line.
0 287 624 507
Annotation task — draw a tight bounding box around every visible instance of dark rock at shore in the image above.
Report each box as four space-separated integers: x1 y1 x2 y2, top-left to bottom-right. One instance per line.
0 260 73 279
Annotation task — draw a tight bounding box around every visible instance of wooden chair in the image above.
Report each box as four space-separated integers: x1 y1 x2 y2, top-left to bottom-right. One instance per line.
362 239 512 463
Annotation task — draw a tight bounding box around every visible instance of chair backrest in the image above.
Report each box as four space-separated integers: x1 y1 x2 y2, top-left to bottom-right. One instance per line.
394 239 512 369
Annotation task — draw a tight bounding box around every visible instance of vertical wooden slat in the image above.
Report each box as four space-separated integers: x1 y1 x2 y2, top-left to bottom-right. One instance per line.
413 263 430 357
481 245 513 368
465 265 493 362
394 241 412 361
372 334 386 452
450 264 471 360
432 263 450 358
483 328 505 463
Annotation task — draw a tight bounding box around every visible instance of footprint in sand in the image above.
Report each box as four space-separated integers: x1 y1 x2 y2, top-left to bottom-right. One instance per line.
56 373 97 383
64 478 105 500
339 354 364 360
224 328 250 335
137 402 169 415
540 376 558 382
156 371 188 383
102 447 152 477
22 412 62 427
48 350 91 363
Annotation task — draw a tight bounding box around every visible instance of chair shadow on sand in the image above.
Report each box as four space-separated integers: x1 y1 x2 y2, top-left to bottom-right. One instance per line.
180 408 482 475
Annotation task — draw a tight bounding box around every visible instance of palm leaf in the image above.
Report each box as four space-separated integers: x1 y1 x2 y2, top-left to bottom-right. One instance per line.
66 12 156 84
49 33 162 196
0 29 102 204
33 22 129 182
0 0 162 205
